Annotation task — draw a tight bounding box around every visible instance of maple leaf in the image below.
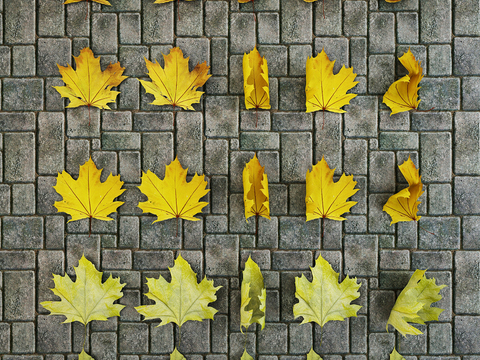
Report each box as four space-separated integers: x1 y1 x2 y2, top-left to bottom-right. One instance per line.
139 47 211 111
387 269 446 336
383 48 424 115
293 254 361 327
390 348 405 360
138 157 209 222
383 156 423 225
54 157 125 226
241 349 254 360
241 256 266 332
135 254 221 326
54 47 127 111
243 154 270 222
64 0 111 4
171 348 186 360
305 49 358 127
307 348 322 360
79 350 94 360
305 157 359 221
243 47 270 112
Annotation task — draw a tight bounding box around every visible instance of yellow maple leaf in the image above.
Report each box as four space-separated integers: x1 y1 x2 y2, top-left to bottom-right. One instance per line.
305 49 358 126
241 256 266 332
383 48 424 115
139 47 211 111
387 269 446 336
54 47 127 110
390 348 406 360
305 157 359 221
64 0 111 4
243 154 270 222
243 47 270 111
138 157 209 222
151 0 194 3
41 255 125 359
307 348 322 360
135 254 221 326
54 158 125 223
294 254 362 327
383 156 423 225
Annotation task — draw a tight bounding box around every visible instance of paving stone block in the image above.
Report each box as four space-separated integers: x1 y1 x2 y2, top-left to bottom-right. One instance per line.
211 176 228 214
119 13 141 45
206 215 228 233
38 38 71 76
315 37 349 73
212 38 228 76
315 321 349 354
429 323 452 355
344 235 378 276
289 323 312 354
350 316 367 353
418 217 460 249
176 112 203 175
272 251 312 270
3 217 43 249
3 79 43 111
369 194 395 234
11 184 35 215
37 315 71 353
12 45 35 76
177 321 210 354
279 78 306 111
454 112 480 174
429 45 451 76
411 251 452 270
205 1 228 36
289 45 312 76
230 151 255 192
0 251 36 270
455 0 480 35
91 333 117 360
419 132 451 182
240 111 271 131
369 151 395 193
397 325 427 354
368 55 395 94
279 217 320 249
455 316 480 354
344 1 367 36
455 251 480 314
454 177 480 214
345 96 378 137
133 113 172 132
258 324 287 354
281 0 312 43
66 107 100 138
229 193 255 233
0 323 10 353
344 215 367 233
4 271 35 321
315 112 342 173
379 111 409 131
281 133 312 182
5 0 35 44
454 37 480 75
38 112 65 175
11 322 34 353
379 132 418 150
177 0 203 36
240 132 279 151
206 96 239 137
344 140 368 175
143 0 173 44
38 0 64 36
119 78 140 109
397 12 419 43
420 0 451 43
141 216 181 249
206 76 228 95
258 13 280 44
350 38 367 76
37 176 60 215
150 322 174 354
380 250 410 270
411 112 452 131
368 333 395 360
205 235 239 276
419 78 460 110
369 13 395 53
66 4 89 36
119 323 148 354
176 38 210 71
428 184 452 215
119 46 149 77
230 13 255 54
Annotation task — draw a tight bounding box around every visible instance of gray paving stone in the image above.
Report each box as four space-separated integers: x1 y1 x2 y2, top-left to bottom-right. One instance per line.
143 0 173 44
12 322 35 353
368 333 395 360
119 13 141 45
411 251 452 270
230 13 255 54
3 79 43 111
119 323 148 354
418 217 460 249
289 45 312 76
279 217 320 249
454 0 480 35
429 45 451 76
419 78 460 110
369 151 395 193
454 112 480 174
369 194 395 234
119 78 140 109
420 0 451 43
38 38 71 77
258 323 287 354
345 235 378 276
0 323 10 353
281 133 312 182
205 1 228 36
12 45 35 77
176 112 203 175
454 316 480 354
397 12 419 43
344 1 367 36
454 177 480 214
4 271 35 321
411 112 452 131
4 133 35 182
420 132 452 182
314 37 349 73
37 315 71 353
454 251 480 314
205 96 239 137
314 0 342 35
369 13 395 53
119 46 149 77
5 0 35 44
350 38 367 76
281 0 312 43
11 184 35 215
429 323 452 355
258 13 280 44
368 55 395 94
279 78 306 111
212 38 228 76
205 235 239 276
454 37 480 75
38 112 65 175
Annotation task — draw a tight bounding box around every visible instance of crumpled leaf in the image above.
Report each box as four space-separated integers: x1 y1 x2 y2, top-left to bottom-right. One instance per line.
383 48 424 115
305 49 358 123
387 269 446 336
135 254 221 326
41 255 125 325
139 47 211 110
54 47 127 110
390 348 405 360
241 256 266 332
383 156 423 225
305 156 359 221
243 47 270 110
170 348 186 360
307 348 322 360
138 157 209 222
243 154 270 222
293 254 361 327
241 349 254 360
54 158 125 222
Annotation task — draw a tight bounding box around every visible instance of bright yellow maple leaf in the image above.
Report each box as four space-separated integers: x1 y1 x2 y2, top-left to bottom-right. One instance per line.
243 47 270 111
390 348 405 360
241 256 266 332
387 269 446 336
305 49 358 127
305 157 359 221
383 48 424 115
54 158 125 223
307 348 322 360
41 255 125 359
138 157 209 222
241 349 254 360
383 156 423 225
54 47 127 110
243 154 270 222
135 254 221 326
139 47 211 111
294 254 362 327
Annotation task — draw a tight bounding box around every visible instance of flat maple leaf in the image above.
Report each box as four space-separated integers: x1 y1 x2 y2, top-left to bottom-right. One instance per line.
294 254 361 327
383 156 423 225
305 49 358 127
383 48 424 115
41 255 125 324
138 157 209 222
135 254 221 326
307 348 322 360
387 269 446 336
241 256 266 332
54 47 127 110
243 47 270 112
139 47 211 111
54 158 125 223
305 157 359 221
243 154 270 222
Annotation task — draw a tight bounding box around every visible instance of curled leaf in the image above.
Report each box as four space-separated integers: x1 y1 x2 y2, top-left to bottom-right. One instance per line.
383 48 424 115
243 47 270 110
306 157 359 221
241 256 266 332
243 154 270 222
383 156 423 225
387 269 446 336
138 157 209 222
139 47 211 111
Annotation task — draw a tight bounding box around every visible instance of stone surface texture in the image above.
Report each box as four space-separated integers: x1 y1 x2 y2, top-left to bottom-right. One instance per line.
0 0 478 358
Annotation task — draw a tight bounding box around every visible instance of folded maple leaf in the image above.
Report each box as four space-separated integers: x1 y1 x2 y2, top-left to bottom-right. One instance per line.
383 48 424 115
243 47 270 111
305 49 358 127
138 157 209 222
383 156 423 225
243 154 270 222
54 47 127 110
305 157 359 221
139 47 211 111
241 256 266 332
54 158 125 223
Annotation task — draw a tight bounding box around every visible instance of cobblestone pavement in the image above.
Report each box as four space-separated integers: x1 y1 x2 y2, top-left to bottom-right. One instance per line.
0 0 479 358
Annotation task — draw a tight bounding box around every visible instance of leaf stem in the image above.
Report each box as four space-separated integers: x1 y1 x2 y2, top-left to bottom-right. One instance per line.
178 325 182 350
82 324 87 352
85 0 89 21
89 216 92 238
